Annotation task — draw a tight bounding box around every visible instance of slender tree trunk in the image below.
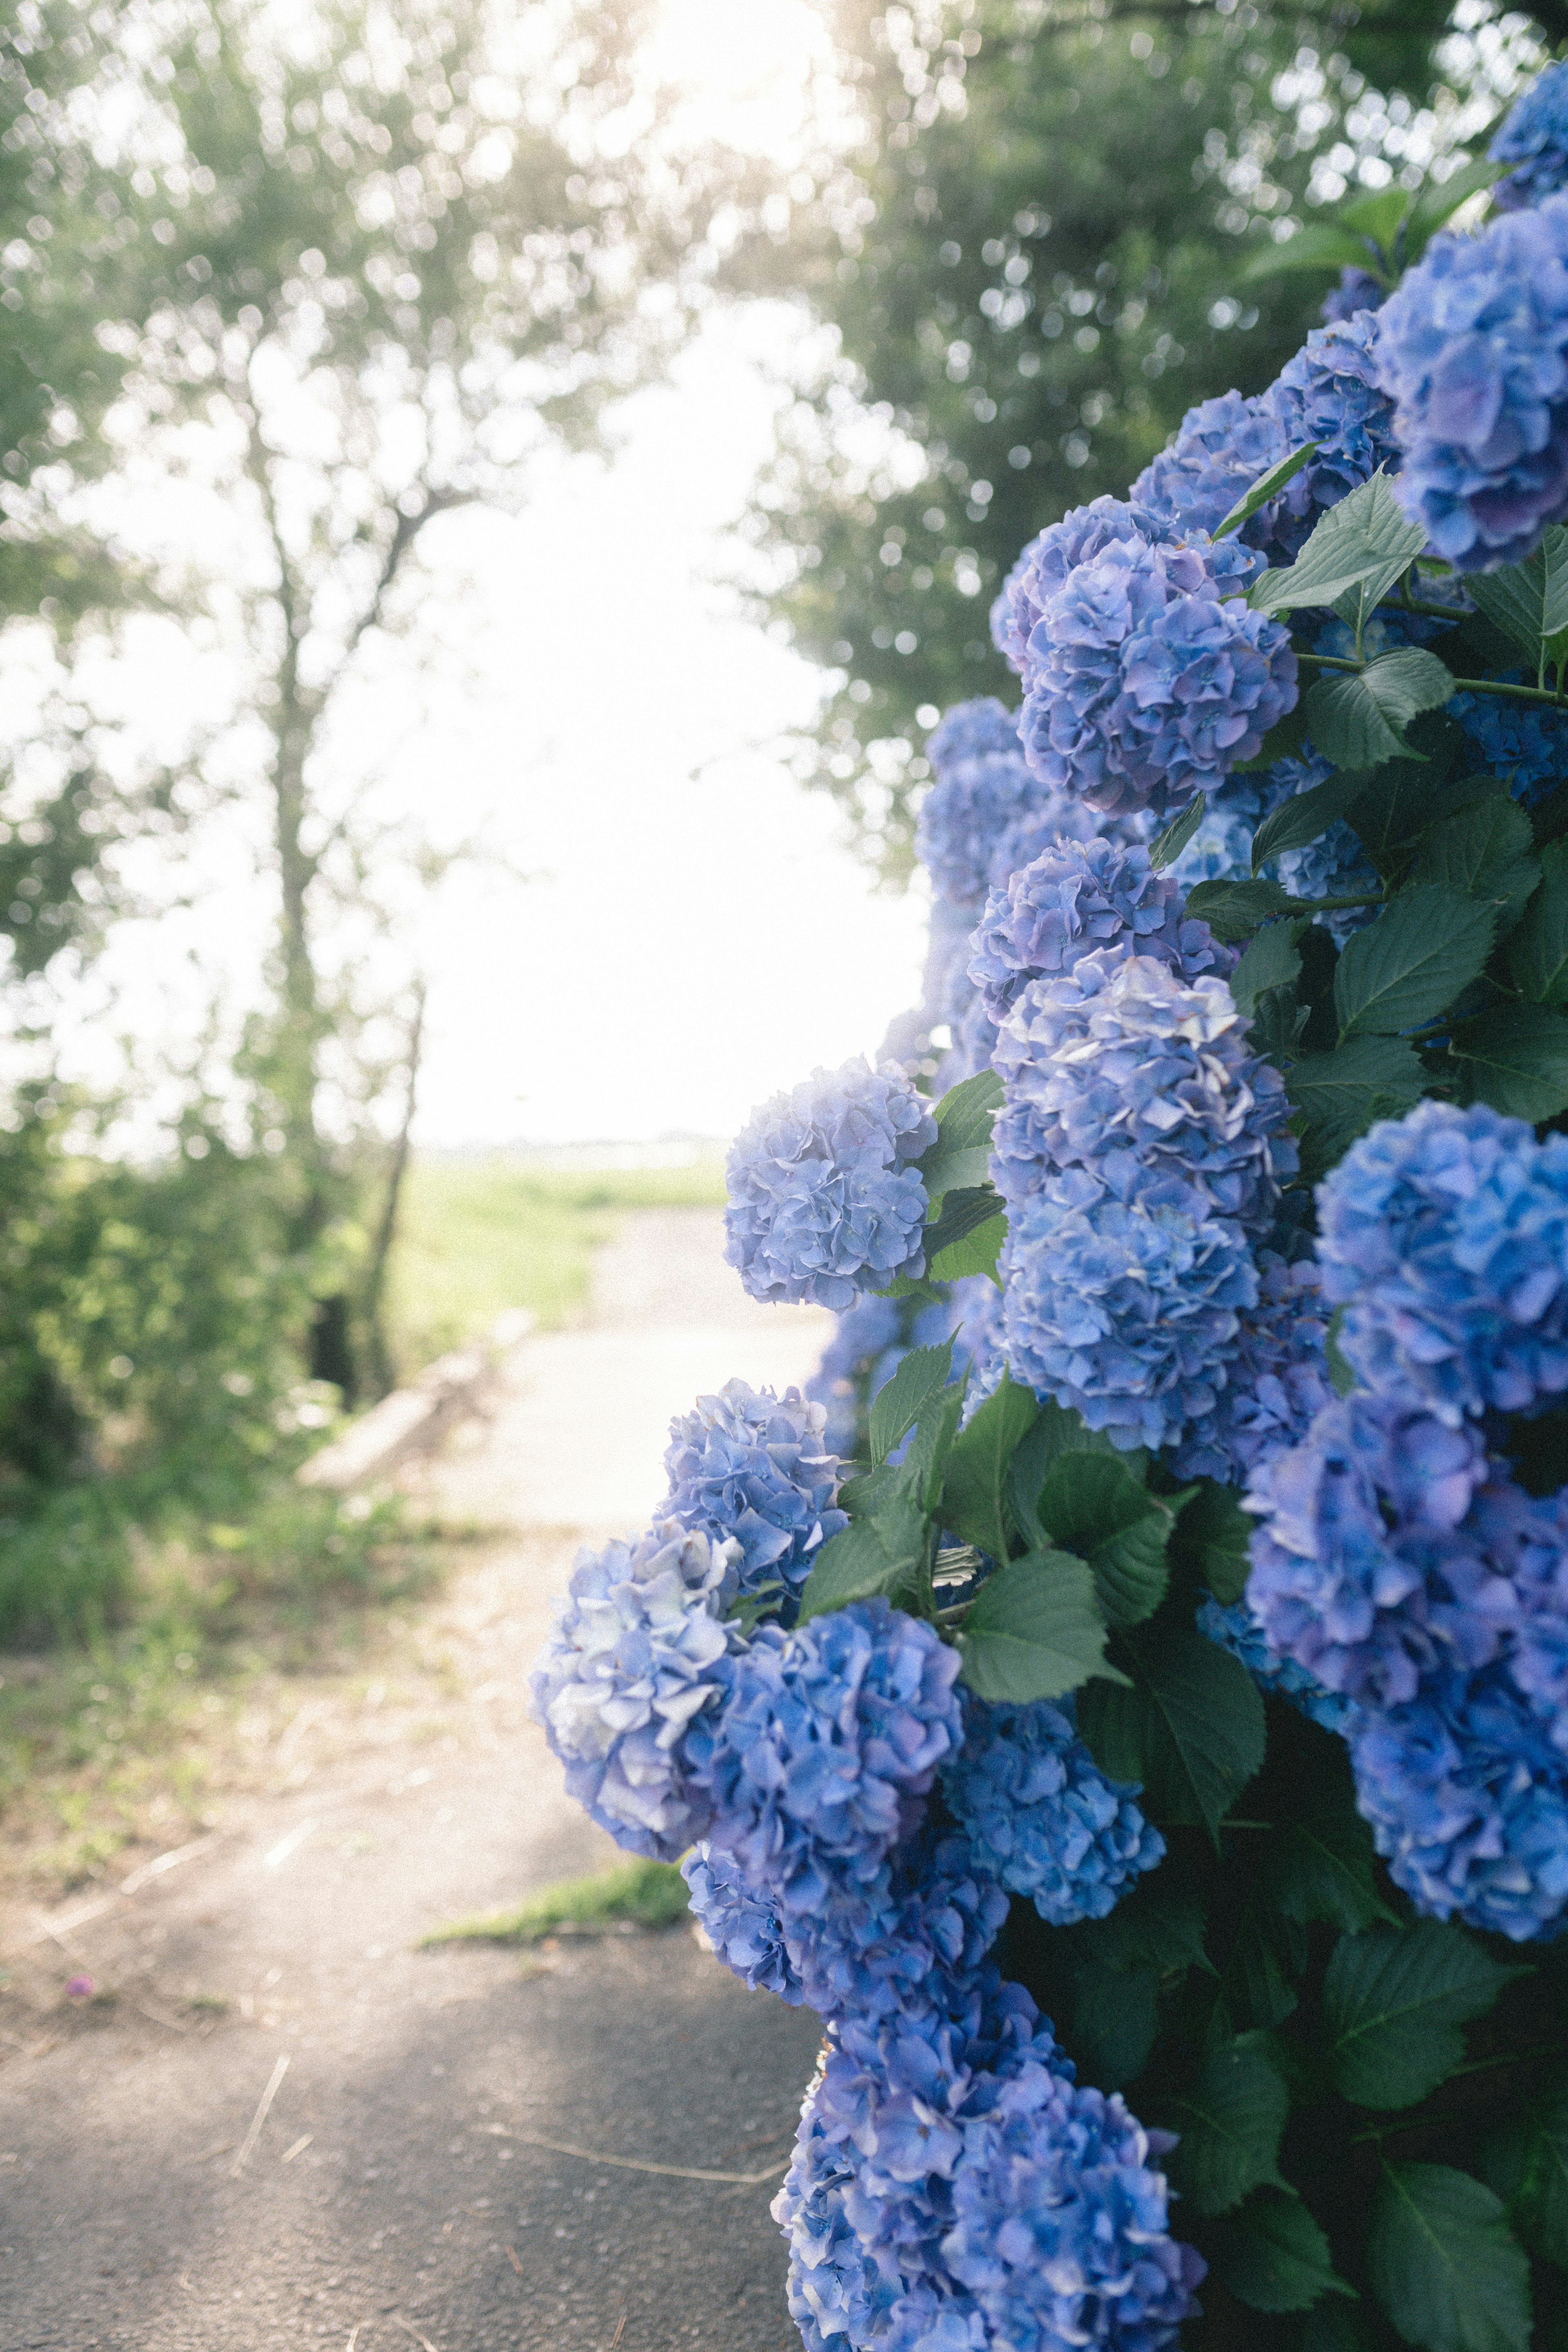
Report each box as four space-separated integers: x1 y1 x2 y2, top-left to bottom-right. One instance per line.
360 981 426 1399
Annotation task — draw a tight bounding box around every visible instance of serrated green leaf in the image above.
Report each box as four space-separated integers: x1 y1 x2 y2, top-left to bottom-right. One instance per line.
1252 769 1372 875
1184 876 1296 943
1448 1001 1568 1121
1251 982 1310 1063
1078 1625 1266 1838
1167 2031 1290 2216
939 1374 1039 1564
922 1071 1004 1201
1334 887 1495 1037
1369 2164 1532 2352
1252 472 1425 618
1182 1480 1256 1605
1212 2191 1359 2315
1148 797 1205 872
1306 649 1457 769
1273 1815 1396 1934
1339 184 1412 249
1409 792 1539 933
1481 2065 1568 2269
1285 1033 1426 1150
903 1376 967 1504
868 1342 953 1468
797 1469 930 1622
956 1548 1124 1703
1220 1893 1309 2031
929 1209 1006 1285
1075 1870 1212 1979
1036 1452 1172 1626
1232 919 1305 1015
1004 1399 1131 1550
1065 1967 1159 2089
1464 528 1568 662
1510 837 1568 1004
1237 223 1388 283
922 1184 1003 1261
1406 154 1503 259
1213 441 1321 541
1324 1922 1524 2111
1348 767 1497 886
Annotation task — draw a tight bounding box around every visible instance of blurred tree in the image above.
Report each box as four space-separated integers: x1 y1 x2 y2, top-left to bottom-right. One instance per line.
740 0 1534 872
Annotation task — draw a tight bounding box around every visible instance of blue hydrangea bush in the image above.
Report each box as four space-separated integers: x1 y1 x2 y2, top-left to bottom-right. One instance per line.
534 74 1568 2352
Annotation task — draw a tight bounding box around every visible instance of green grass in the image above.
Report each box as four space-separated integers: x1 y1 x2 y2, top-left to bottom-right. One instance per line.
387 1152 728 1371
421 1856 691 1946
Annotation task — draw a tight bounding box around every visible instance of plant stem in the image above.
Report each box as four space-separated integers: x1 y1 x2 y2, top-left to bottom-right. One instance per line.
1296 649 1568 709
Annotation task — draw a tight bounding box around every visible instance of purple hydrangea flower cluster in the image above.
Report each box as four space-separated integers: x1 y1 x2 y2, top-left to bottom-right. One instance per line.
991 949 1296 1228
1316 1100 1568 1421
968 837 1232 1027
1453 674 1568 806
1266 312 1401 560
915 749 1061 911
1490 60 1568 214
528 1519 737 1861
1172 1252 1336 1486
725 1058 938 1310
683 1840 798 1996
664 1378 848 1607
1129 389 1290 547
940 1693 1164 1924
926 697 1022 772
1017 534 1298 823
1323 265 1386 324
1374 193 1568 571
991 498 1153 677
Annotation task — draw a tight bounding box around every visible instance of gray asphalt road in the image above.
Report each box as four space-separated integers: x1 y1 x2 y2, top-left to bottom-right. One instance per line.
0 1210 830 2351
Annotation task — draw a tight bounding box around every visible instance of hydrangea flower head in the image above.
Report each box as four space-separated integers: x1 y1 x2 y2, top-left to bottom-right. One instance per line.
1323 266 1387 323
1453 675 1568 805
1018 534 1298 821
1316 1099 1568 1419
1130 388 1290 546
940 1692 1165 1924
664 1378 848 1607
528 1519 737 1860
1490 61 1568 213
991 949 1296 1228
915 749 1060 910
968 836 1232 1026
991 498 1151 677
682 1840 800 1998
1375 194 1568 570
1265 311 1401 559
725 1058 938 1310
687 1597 964 1916
1197 1593 1352 1732
999 1165 1261 1450
1173 1253 1336 1486
926 697 1021 774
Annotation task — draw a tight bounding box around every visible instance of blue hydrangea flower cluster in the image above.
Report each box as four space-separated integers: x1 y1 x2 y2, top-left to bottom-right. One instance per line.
968 836 1232 1027
1316 1100 1568 1421
683 1840 798 1997
926 697 1022 773
1323 265 1386 323
940 1692 1165 1924
1197 1594 1352 1733
1490 60 1568 213
725 1058 938 1310
528 1519 737 1861
915 748 1060 911
1453 674 1568 807
1173 1252 1336 1486
664 1379 848 1608
991 949 1296 1230
1129 389 1290 548
1374 192 1568 570
991 497 1154 678
1266 312 1401 559
1017 534 1298 822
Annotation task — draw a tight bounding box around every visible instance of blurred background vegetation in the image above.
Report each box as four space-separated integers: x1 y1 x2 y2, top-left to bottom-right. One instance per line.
0 0 1549 1672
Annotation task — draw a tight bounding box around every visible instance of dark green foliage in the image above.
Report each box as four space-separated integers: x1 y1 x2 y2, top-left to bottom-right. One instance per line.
1369 2166 1532 2352
1322 1925 1524 2111
955 1547 1119 1701
1210 2192 1358 2314
940 1374 1039 1563
1169 2031 1291 2214
1078 1627 1266 1838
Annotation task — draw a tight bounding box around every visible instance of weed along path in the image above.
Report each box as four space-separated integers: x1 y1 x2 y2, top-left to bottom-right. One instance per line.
0 1209 832 2352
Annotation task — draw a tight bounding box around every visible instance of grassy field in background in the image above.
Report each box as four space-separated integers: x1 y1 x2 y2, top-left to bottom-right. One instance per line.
386 1152 729 1371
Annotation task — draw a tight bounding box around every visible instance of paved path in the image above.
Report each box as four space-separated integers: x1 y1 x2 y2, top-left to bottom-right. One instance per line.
0 1212 833 2352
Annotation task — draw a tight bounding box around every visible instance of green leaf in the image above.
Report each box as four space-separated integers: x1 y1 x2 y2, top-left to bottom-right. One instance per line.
1148 797 1205 872
1211 2192 1359 2315
1036 1452 1173 1626
939 1374 1039 1564
903 1376 967 1505
797 1469 930 1621
1181 1480 1256 1605
1348 767 1499 888
1232 919 1305 1016
1220 1894 1309 2031
1369 2164 1532 2352
1184 876 1297 943
1406 155 1504 258
1252 472 1425 618
1339 184 1412 249
1448 1001 1568 1121
1237 223 1388 283
727 1579 786 1637
1251 982 1310 1064
1509 838 1568 1004
1078 1624 1266 1837
929 1209 1006 1285
921 1071 1005 1201
956 1548 1125 1703
1004 1399 1129 1550
1167 2031 1290 2216
1305 648 1457 768
1285 1033 1426 1150
869 1341 953 1467
1463 527 1568 662
1064 1968 1159 2090
1324 1921 1524 2111
1409 791 1539 933
1272 1813 1396 1934
922 1184 1003 1261
1481 2066 1568 2269
1213 440 1321 541
1302 2307 1383 2352
1333 887 1495 1037
1075 1870 1212 1979
1252 769 1371 875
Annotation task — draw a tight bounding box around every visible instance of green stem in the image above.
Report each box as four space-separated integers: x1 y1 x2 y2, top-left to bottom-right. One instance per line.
1296 650 1568 710
1348 2045 1568 2146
